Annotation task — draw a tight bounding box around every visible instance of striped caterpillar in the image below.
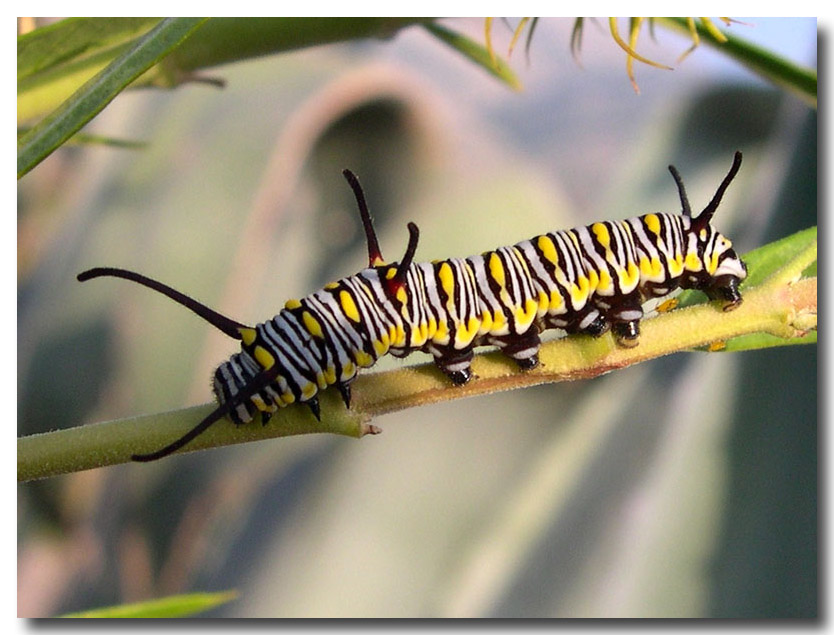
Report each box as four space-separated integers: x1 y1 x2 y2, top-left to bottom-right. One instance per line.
79 151 747 462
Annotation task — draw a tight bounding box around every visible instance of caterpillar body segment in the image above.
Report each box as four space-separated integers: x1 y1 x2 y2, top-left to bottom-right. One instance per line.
78 152 747 461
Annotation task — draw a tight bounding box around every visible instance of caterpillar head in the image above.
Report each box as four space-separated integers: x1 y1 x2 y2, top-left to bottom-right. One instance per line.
681 223 747 310
670 151 747 311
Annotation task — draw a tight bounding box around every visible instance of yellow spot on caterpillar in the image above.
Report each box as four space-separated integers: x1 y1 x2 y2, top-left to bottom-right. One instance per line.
708 340 726 352
550 289 563 310
653 258 663 277
302 383 317 399
685 252 702 272
537 290 549 312
373 339 388 356
342 361 355 379
340 290 361 322
410 326 425 347
492 308 507 332
434 319 449 343
386 267 397 280
251 395 268 411
282 391 295 405
668 254 684 276
592 222 611 248
595 268 610 292
469 315 480 333
480 309 493 332
396 287 407 304
370 256 386 267
489 253 506 287
427 316 437 338
640 256 664 278
285 298 302 310
619 261 639 289
354 350 374 368
455 317 480 347
537 235 559 266
325 366 337 385
438 262 455 300
515 299 538 328
570 275 592 306
708 250 720 274
302 311 323 338
316 371 327 389
254 345 275 370
587 269 599 289
645 213 661 236
239 327 257 346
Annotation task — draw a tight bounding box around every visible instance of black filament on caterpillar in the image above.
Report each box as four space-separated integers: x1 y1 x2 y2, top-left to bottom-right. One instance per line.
78 152 746 462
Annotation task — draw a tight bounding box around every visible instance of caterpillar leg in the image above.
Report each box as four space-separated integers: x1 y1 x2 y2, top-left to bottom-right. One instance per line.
578 313 609 337
611 320 640 347
607 293 644 348
487 328 542 371
305 397 321 421
548 306 609 338
428 345 475 385
337 381 352 408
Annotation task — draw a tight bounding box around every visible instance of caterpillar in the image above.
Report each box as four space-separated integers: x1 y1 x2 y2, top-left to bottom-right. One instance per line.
78 151 747 462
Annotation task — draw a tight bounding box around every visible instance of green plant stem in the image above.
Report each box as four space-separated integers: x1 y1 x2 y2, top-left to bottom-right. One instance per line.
18 236 815 481
355 275 816 416
18 392 375 482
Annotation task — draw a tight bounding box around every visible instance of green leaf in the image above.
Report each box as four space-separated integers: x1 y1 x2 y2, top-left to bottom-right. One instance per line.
17 17 208 178
17 18 164 123
166 17 434 75
17 126 147 149
60 590 238 618
739 225 817 287
719 329 816 352
423 22 522 91
18 18 434 126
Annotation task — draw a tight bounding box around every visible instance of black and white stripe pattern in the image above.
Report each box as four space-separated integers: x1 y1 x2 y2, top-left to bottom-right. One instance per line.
81 153 747 461
214 202 747 421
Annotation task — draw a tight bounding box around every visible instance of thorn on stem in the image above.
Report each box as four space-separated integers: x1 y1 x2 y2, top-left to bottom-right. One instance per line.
360 423 383 436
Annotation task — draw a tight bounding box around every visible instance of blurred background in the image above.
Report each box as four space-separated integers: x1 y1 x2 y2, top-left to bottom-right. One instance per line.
17 18 817 617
